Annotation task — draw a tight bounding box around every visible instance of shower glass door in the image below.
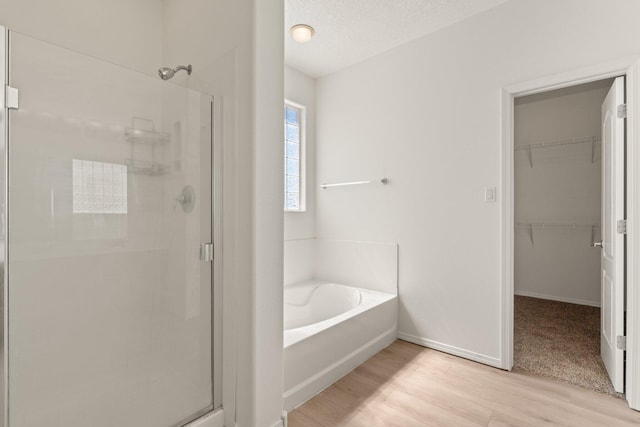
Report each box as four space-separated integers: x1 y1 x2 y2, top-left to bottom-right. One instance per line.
7 32 214 427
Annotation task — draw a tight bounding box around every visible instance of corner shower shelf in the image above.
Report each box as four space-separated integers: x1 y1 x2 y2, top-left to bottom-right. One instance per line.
515 136 600 168
124 128 170 145
124 159 169 176
125 117 170 176
516 222 600 246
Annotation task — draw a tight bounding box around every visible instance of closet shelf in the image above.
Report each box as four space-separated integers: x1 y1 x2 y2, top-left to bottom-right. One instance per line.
516 222 599 229
516 222 600 245
515 136 600 167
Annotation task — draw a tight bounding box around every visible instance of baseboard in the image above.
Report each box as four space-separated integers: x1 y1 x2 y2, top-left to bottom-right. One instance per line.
186 409 224 427
397 332 502 369
270 413 286 427
283 326 396 411
515 290 600 307
233 413 284 427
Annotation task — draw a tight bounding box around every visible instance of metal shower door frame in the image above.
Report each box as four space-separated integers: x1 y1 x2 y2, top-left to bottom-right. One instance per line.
0 24 8 427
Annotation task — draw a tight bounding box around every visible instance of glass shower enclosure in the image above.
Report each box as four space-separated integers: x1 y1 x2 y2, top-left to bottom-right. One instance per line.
0 28 217 427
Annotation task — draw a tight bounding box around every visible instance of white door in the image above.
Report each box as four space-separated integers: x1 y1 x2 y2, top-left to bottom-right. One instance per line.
600 76 625 393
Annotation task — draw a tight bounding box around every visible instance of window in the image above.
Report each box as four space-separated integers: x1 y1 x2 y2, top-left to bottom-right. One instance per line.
72 159 128 214
284 102 305 211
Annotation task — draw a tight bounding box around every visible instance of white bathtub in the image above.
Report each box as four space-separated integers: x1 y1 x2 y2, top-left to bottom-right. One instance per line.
283 281 397 411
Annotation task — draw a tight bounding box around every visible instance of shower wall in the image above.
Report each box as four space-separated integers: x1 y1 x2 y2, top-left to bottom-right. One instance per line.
0 0 163 75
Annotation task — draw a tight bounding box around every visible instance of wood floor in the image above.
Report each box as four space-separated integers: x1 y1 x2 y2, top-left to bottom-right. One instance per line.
288 340 640 427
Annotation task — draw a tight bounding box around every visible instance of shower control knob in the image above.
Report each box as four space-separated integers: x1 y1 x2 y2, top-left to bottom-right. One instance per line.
174 185 195 213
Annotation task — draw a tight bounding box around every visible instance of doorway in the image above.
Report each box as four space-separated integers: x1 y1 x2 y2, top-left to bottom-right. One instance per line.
511 76 625 396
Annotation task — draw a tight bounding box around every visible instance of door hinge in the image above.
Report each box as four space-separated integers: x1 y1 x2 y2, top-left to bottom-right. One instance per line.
617 335 627 351
617 104 627 119
617 219 627 234
200 243 214 262
6 85 19 110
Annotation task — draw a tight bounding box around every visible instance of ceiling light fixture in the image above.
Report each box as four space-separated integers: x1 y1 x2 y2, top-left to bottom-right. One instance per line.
290 24 315 43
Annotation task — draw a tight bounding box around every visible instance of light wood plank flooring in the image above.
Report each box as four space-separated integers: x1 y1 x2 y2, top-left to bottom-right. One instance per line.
288 340 640 427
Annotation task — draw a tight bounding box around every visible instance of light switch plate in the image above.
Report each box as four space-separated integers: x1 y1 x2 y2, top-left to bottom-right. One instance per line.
484 187 496 203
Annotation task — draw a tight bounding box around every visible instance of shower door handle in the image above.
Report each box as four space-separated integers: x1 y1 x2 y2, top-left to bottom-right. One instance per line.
201 243 214 262
592 240 604 248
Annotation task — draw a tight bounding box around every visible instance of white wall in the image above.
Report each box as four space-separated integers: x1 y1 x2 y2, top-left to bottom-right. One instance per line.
315 0 640 365
284 66 316 240
283 239 315 285
514 83 610 306
253 2 285 426
0 0 163 75
283 239 398 295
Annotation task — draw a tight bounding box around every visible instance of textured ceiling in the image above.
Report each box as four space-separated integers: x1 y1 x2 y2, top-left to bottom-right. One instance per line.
285 0 510 78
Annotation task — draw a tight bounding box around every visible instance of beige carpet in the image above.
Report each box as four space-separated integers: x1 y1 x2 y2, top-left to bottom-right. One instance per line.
514 295 622 398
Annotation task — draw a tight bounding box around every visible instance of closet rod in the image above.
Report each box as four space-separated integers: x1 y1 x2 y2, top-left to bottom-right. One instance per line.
515 222 599 229
516 223 600 246
514 136 599 151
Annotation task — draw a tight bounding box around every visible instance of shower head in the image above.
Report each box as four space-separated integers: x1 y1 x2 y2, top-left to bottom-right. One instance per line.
158 64 192 80
158 67 175 80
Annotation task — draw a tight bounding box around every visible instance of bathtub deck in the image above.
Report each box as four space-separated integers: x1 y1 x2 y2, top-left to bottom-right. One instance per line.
288 339 640 427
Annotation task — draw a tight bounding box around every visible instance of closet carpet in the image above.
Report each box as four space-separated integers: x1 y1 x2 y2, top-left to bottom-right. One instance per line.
514 295 621 398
